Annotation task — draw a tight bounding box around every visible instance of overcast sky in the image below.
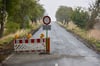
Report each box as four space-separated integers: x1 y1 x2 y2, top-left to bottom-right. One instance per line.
39 0 95 21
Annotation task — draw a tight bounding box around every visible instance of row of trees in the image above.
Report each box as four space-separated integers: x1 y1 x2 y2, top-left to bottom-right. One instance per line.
56 0 100 29
71 8 89 29
56 6 73 25
0 0 45 38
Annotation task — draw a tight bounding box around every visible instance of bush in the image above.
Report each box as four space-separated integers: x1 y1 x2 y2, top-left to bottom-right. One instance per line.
71 8 89 29
5 22 20 35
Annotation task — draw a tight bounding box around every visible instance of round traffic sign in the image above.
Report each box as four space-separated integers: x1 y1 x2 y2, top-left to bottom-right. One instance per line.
43 16 51 25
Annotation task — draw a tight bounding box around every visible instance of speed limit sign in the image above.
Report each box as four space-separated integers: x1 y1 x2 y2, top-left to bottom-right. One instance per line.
43 16 51 25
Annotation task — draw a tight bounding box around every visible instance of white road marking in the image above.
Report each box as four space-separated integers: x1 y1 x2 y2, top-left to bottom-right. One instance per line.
55 63 58 66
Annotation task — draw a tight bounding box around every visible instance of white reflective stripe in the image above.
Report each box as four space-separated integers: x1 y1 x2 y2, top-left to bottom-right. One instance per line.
14 44 17 51
22 39 25 43
21 44 25 51
14 39 19 51
16 39 19 44
40 39 43 43
15 44 20 51
34 39 37 43
29 39 31 43
43 38 46 48
17 44 21 51
28 39 32 50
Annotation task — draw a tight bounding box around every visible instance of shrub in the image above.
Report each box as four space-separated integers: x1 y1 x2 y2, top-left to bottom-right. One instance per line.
5 22 20 35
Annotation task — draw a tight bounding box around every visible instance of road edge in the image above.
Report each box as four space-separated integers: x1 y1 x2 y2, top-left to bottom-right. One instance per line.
57 22 100 54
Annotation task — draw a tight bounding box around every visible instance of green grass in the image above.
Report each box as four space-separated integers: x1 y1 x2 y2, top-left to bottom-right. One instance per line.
0 37 14 45
96 41 100 48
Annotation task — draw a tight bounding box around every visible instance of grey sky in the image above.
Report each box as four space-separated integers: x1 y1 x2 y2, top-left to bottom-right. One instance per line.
39 0 95 21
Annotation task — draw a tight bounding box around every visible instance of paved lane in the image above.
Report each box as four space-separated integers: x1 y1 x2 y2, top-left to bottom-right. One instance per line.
33 22 98 56
3 22 100 66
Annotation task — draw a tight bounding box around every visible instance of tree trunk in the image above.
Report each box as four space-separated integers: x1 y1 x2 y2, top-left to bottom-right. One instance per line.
0 21 4 38
0 0 7 38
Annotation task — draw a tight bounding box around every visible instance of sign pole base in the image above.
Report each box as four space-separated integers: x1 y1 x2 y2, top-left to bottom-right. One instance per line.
46 38 50 54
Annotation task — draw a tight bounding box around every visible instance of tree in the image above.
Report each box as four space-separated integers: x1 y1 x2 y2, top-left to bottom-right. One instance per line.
0 0 7 38
55 6 73 25
87 0 100 29
71 7 89 29
0 0 45 38
30 4 45 23
9 0 45 28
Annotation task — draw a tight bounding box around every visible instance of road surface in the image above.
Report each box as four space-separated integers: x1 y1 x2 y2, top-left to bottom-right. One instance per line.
2 22 100 66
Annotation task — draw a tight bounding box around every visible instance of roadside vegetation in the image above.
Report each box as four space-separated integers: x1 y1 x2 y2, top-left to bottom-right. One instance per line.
56 0 100 52
0 0 45 45
0 0 45 62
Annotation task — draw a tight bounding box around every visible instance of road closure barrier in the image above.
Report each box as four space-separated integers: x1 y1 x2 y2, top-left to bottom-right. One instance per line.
14 38 50 53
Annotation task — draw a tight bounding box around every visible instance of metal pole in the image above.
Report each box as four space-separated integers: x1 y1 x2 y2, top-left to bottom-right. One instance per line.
46 25 48 53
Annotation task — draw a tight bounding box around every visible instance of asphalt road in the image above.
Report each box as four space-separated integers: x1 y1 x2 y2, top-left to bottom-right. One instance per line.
2 22 100 66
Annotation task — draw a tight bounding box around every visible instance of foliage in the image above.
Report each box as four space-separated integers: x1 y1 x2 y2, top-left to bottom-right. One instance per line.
30 4 45 22
0 0 45 38
0 0 8 38
71 8 89 29
5 22 20 35
56 6 73 24
87 0 100 29
7 0 45 28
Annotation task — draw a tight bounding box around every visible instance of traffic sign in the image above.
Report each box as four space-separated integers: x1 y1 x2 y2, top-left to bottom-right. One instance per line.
43 16 51 25
43 16 51 54
43 25 51 30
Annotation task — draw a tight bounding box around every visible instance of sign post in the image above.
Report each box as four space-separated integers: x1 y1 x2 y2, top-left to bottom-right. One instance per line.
43 16 51 54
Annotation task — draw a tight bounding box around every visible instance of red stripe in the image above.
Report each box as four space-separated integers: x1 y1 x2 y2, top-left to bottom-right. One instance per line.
19 51 23 52
19 40 22 43
25 50 29 52
31 50 35 52
15 40 16 44
31 39 34 43
37 50 41 52
25 40 28 43
37 39 40 43
43 39 45 42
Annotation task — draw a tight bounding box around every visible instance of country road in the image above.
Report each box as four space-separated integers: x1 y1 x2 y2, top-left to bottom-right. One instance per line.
2 22 100 66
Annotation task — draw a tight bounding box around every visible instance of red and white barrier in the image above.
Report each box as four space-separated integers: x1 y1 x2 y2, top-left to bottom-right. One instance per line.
14 38 46 53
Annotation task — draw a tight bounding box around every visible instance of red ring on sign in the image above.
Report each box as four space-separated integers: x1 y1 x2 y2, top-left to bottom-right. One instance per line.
43 16 51 25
